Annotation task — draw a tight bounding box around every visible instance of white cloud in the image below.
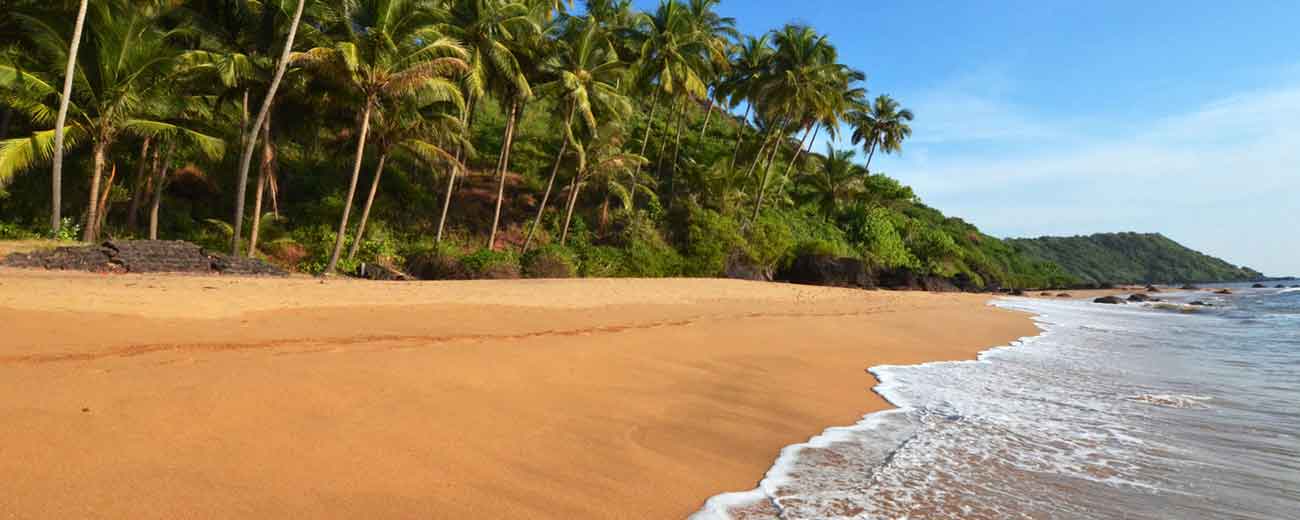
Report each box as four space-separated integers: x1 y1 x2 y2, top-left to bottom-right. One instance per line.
877 79 1300 275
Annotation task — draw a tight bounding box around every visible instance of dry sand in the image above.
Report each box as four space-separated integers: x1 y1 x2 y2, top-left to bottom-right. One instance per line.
0 269 1037 519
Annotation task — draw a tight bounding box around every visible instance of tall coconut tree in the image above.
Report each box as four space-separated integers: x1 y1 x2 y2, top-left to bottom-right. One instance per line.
346 98 463 261
0 0 225 242
439 0 540 250
522 16 628 253
49 0 87 235
296 0 467 274
850 94 914 173
798 143 865 217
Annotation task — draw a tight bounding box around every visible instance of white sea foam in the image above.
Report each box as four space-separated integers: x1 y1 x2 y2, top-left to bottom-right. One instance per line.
689 297 1233 519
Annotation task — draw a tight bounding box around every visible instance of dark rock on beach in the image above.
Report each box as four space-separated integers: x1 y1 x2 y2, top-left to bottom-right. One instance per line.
1251 283 1267 288
1189 301 1212 307
1127 293 1152 302
725 256 773 282
3 240 287 276
1094 296 1126 304
1181 284 1200 290
1146 285 1161 292
1057 293 1072 298
1215 289 1233 295
354 262 410 281
777 255 874 289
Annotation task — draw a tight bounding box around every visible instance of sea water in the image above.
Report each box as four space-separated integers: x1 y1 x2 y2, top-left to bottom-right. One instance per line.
692 285 1300 519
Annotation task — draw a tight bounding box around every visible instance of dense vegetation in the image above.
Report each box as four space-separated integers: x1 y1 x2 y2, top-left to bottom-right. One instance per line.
1009 233 1263 285
1 0 1076 290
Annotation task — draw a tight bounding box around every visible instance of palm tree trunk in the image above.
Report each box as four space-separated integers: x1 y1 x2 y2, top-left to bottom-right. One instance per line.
748 122 791 226
769 124 811 206
435 145 460 244
248 117 274 257
347 150 388 262
488 101 519 251
94 162 117 237
83 139 106 242
560 169 583 245
630 89 661 211
126 138 151 233
667 100 687 209
699 100 713 139
863 141 878 173
599 191 611 234
148 141 175 240
523 101 576 253
51 0 89 235
729 103 752 170
230 0 306 256
324 100 374 275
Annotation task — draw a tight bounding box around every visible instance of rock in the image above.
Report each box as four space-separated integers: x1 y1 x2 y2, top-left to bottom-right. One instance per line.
1189 301 1211 307
725 256 772 282
1292 285 1300 288
1056 293 1072 298
1251 283 1266 288
1276 284 1286 289
354 262 410 281
2 240 286 276
1214 289 1233 295
1094 296 1126 304
1146 285 1161 292
1180 284 1199 290
1040 292 1053 296
778 255 873 289
1009 288 1026 296
1127 293 1152 302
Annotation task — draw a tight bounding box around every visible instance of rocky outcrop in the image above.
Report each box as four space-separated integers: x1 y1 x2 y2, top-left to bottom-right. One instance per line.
3 240 286 276
877 267 959 292
1180 284 1199 290
1127 293 1152 302
355 262 411 281
1146 285 1161 292
777 255 873 289
1189 301 1211 306
1214 289 1233 295
1093 296 1126 304
1056 293 1072 298
1251 283 1267 288
725 255 773 282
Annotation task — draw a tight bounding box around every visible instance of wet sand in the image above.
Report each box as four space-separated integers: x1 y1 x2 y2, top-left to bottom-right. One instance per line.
0 269 1037 518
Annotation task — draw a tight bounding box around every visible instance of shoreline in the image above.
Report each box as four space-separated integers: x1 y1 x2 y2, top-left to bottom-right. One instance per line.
0 269 1037 518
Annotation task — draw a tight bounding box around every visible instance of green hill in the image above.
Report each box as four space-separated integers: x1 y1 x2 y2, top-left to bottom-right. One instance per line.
1007 233 1262 285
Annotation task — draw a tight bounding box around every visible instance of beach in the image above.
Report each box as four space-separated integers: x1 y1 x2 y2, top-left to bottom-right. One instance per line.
0 269 1036 518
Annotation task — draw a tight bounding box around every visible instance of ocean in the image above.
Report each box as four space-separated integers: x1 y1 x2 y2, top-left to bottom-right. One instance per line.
692 284 1300 519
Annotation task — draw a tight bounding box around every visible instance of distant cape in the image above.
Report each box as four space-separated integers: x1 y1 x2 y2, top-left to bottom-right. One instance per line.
1005 232 1262 285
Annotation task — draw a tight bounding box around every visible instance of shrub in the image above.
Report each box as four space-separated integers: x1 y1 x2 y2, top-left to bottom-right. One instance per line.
614 217 681 277
405 241 468 280
263 238 308 269
522 245 578 278
0 221 36 240
577 245 625 277
459 248 521 279
669 202 744 277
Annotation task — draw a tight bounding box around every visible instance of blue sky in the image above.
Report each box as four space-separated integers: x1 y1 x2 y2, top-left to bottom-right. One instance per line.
627 0 1300 276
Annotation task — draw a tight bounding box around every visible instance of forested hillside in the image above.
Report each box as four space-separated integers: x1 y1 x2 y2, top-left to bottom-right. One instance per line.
1008 233 1262 285
1 0 1077 290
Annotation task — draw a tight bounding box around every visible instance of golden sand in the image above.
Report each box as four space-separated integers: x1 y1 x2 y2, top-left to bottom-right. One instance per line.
0 269 1037 518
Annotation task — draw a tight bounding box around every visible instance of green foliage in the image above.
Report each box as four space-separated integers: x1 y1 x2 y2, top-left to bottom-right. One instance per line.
0 221 35 240
1008 232 1262 285
522 244 578 278
669 202 744 277
459 248 521 279
852 208 917 270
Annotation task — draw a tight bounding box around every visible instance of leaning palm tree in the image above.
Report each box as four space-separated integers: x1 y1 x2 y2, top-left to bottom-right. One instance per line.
850 94 914 172
0 0 224 242
49 0 88 235
440 0 540 250
346 98 463 262
522 17 628 253
296 0 467 274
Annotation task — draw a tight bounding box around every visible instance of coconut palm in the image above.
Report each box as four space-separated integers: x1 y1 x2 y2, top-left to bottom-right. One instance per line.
522 17 629 253
798 143 865 217
49 0 87 235
440 0 540 250
296 0 467 274
850 94 914 172
346 98 463 261
0 0 225 242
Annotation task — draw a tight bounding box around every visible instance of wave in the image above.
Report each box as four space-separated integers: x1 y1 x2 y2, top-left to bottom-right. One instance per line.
1124 394 1213 409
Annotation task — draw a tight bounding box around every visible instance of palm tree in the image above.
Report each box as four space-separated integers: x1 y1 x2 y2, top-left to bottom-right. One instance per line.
298 0 467 274
440 0 540 250
346 99 463 261
0 0 224 242
850 94 914 172
184 0 306 255
746 24 840 224
49 0 88 235
799 143 864 217
522 17 628 252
